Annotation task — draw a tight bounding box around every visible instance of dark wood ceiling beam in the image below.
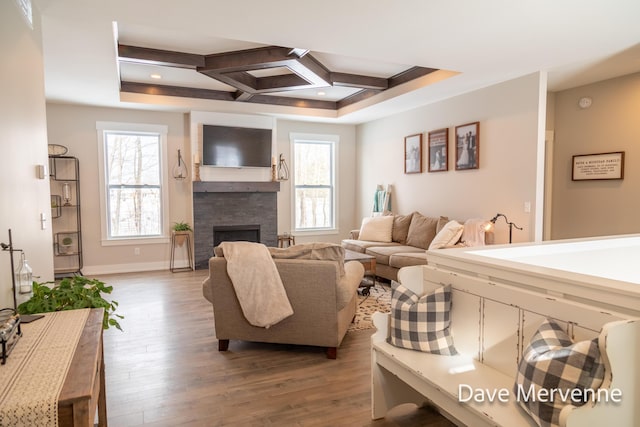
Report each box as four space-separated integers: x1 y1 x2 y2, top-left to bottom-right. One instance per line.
389 66 438 88
120 81 234 101
234 91 254 101
201 46 294 72
291 54 331 86
256 74 320 92
118 45 204 69
247 95 336 110
336 89 380 109
330 72 388 90
199 70 259 93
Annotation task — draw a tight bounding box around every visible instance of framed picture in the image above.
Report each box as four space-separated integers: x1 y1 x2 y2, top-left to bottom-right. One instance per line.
455 122 479 170
404 133 423 174
428 128 448 172
572 151 625 181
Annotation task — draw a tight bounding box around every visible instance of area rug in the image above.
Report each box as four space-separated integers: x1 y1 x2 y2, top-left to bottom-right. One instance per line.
348 283 391 332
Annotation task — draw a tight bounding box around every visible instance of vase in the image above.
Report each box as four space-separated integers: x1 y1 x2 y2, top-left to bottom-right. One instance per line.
15 253 33 305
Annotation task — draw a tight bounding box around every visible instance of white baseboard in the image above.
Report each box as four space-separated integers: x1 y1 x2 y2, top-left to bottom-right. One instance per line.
82 260 192 276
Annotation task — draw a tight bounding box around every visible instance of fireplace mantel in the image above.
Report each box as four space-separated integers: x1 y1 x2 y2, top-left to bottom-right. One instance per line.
193 181 280 193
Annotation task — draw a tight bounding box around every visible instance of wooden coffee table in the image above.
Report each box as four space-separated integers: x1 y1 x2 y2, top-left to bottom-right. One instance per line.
344 249 376 295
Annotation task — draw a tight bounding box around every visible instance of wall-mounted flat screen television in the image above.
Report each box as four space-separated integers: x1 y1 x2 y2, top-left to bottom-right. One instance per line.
202 124 272 168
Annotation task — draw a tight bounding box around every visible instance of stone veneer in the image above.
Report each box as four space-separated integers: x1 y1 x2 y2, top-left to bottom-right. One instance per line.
193 181 279 269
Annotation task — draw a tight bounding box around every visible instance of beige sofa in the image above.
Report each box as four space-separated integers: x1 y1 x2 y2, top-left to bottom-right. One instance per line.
202 243 364 359
342 212 486 282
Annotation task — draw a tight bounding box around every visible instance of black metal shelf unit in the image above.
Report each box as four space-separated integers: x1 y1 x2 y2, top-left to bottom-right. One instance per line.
49 155 83 277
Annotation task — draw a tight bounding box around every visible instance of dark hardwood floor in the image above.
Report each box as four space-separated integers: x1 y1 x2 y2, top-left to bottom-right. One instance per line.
99 269 454 426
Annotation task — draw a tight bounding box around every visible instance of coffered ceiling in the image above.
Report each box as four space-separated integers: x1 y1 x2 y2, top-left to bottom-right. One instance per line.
117 42 439 110
34 0 640 124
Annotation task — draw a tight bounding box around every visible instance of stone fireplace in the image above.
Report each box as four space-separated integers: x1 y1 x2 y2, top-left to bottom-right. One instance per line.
193 181 279 269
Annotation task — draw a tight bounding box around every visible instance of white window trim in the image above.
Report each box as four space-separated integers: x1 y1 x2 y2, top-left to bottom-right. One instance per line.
96 121 170 246
289 132 339 235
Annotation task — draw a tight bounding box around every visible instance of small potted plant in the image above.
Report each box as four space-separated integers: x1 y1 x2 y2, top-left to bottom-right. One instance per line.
60 236 73 254
172 221 192 247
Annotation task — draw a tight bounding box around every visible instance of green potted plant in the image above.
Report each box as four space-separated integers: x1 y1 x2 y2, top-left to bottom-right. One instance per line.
60 236 73 254
17 276 123 330
172 221 192 247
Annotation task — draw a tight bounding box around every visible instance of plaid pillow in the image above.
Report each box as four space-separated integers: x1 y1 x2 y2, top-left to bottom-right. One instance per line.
514 319 605 427
387 281 457 355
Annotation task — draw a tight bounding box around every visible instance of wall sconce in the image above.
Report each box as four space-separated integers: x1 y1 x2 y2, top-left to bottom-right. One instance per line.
277 154 289 181
488 213 522 244
173 149 188 180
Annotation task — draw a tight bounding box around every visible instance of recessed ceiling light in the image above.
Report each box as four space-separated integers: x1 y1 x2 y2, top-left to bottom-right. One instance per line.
317 91 326 96
150 73 162 80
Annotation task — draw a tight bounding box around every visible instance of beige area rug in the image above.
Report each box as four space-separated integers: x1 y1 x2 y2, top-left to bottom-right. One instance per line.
348 282 391 332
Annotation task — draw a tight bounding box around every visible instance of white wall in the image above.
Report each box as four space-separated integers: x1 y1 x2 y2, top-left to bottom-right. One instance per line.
550 72 640 239
355 73 545 244
0 3 53 308
45 104 190 274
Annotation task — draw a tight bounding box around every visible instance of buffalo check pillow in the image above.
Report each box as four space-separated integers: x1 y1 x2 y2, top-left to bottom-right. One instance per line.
387 281 457 355
514 319 605 427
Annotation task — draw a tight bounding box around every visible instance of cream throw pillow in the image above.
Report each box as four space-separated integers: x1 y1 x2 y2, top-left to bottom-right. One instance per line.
358 215 394 242
428 220 464 250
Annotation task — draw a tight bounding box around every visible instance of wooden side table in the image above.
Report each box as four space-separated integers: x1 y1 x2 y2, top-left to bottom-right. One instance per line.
277 234 296 248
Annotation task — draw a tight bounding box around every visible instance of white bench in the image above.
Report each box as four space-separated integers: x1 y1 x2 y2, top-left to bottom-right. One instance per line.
371 265 640 427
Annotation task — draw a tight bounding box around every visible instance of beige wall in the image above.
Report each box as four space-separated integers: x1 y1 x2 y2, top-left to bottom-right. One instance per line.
550 72 640 239
355 73 546 244
45 104 190 274
0 3 54 308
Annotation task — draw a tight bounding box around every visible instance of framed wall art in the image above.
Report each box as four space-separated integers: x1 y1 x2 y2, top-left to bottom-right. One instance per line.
455 121 479 170
572 151 625 181
428 128 448 172
404 133 423 174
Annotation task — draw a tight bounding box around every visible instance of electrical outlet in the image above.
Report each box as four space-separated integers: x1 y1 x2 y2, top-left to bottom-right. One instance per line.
134 247 140 256
524 201 531 213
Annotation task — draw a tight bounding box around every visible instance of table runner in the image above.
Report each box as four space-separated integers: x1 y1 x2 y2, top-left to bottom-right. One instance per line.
0 309 90 426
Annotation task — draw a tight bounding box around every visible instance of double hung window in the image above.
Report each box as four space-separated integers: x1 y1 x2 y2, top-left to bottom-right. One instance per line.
292 134 338 232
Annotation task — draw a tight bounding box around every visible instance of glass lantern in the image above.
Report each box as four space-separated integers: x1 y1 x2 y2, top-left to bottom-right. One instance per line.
15 253 33 305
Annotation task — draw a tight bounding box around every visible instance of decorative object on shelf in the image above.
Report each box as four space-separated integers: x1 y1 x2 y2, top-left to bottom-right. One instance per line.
59 236 73 254
404 133 422 174
18 276 123 331
172 149 188 180
428 128 448 172
193 152 201 182
271 155 277 182
572 151 625 181
277 153 289 181
47 143 68 156
15 252 33 305
62 182 72 205
455 121 480 170
488 213 522 244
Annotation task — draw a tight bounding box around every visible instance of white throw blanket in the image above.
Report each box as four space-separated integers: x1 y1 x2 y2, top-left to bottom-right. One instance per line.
461 218 487 246
219 241 293 328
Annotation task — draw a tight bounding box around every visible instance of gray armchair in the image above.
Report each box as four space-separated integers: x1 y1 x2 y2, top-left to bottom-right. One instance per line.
202 248 364 359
